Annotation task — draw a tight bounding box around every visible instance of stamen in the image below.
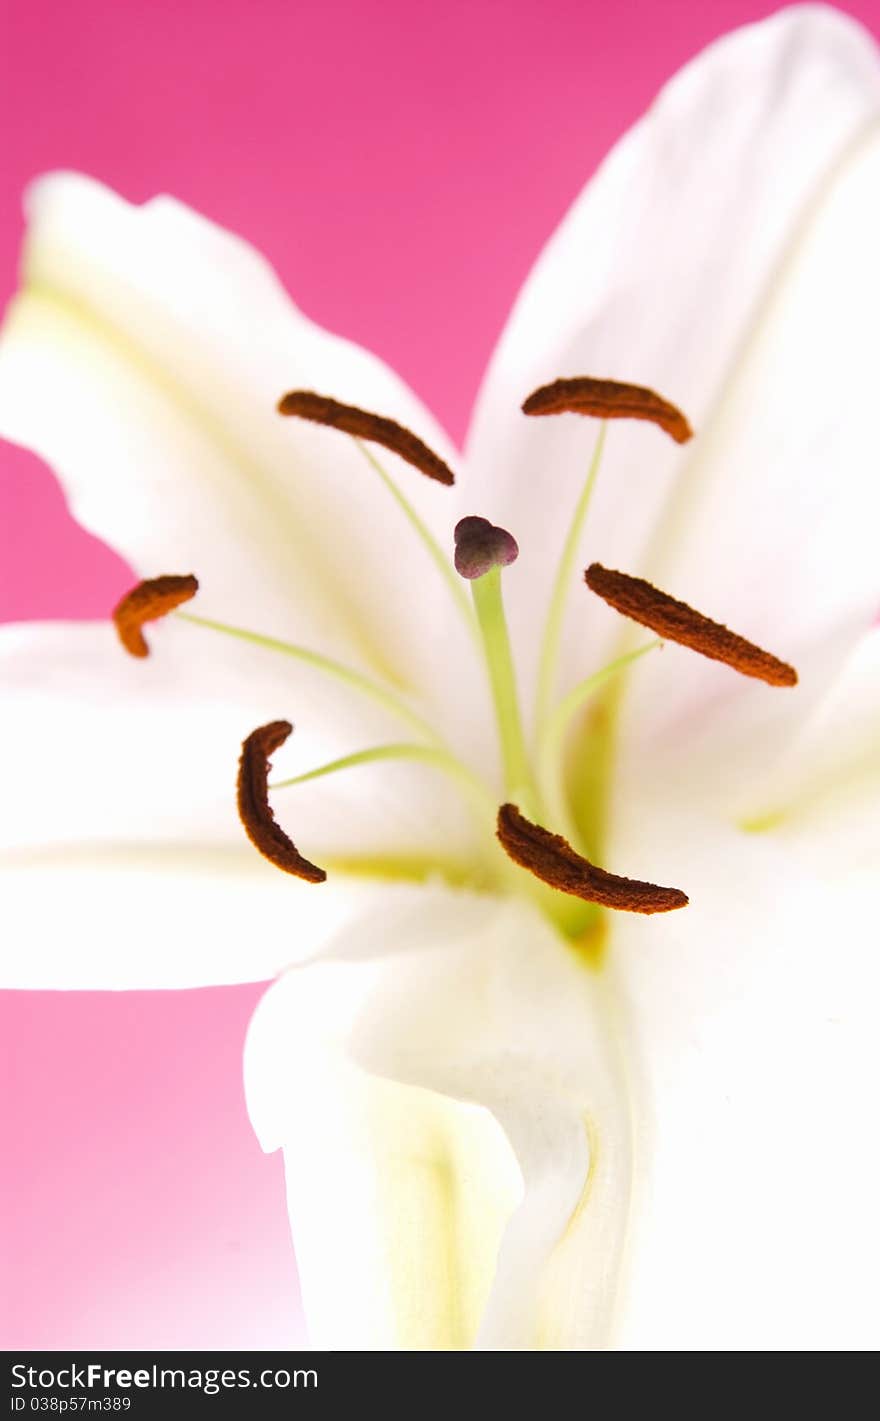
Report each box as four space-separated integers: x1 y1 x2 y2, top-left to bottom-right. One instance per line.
270 740 497 822
522 376 693 444
354 440 475 633
537 641 660 843
497 803 688 914
585 563 798 687
177 610 442 743
113 574 198 658
534 421 607 732
278 390 455 486
454 516 519 579
237 721 326 883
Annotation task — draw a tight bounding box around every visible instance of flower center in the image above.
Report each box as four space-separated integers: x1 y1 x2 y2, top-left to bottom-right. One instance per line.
111 377 798 950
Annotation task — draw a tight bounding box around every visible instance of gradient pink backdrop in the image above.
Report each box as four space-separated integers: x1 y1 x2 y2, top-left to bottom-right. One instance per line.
2 0 878 1349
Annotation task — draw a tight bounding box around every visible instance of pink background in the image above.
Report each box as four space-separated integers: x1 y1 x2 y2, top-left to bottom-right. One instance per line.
2 0 878 1349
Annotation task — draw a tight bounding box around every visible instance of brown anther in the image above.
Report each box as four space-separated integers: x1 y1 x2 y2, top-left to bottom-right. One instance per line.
522 376 693 444
277 390 455 486
112 574 199 658
237 721 326 883
585 563 798 688
497 803 688 914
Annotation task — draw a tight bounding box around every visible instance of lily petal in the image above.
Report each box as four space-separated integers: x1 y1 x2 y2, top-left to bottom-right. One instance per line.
245 891 631 1350
0 173 487 753
606 804 880 1349
620 120 880 772
0 845 389 990
616 618 880 865
0 620 477 861
466 7 880 717
0 619 485 987
737 626 880 876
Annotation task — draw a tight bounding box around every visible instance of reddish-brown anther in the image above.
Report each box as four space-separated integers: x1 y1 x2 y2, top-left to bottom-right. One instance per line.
497 804 688 914
237 721 327 883
522 376 693 444
277 390 455 486
585 563 798 688
112 574 199 658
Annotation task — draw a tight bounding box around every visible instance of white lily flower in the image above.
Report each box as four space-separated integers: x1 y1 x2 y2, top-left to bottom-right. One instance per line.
1 5 878 1350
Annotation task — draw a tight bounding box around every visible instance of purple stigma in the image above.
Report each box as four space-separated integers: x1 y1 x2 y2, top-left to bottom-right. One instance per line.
454 516 519 580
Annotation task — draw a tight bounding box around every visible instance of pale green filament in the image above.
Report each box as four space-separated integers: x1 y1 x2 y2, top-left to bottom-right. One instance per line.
537 641 661 842
271 740 496 821
534 421 607 734
471 565 540 816
176 611 440 744
354 438 476 639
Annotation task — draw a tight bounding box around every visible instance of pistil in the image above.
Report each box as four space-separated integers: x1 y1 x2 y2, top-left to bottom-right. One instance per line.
455 517 539 814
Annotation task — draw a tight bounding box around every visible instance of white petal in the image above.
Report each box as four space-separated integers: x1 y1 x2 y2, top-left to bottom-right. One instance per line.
0 619 478 864
614 619 880 873
466 7 880 723
620 118 880 770
0 619 484 987
0 173 488 754
606 803 880 1349
736 626 880 876
0 845 387 989
245 891 631 1350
